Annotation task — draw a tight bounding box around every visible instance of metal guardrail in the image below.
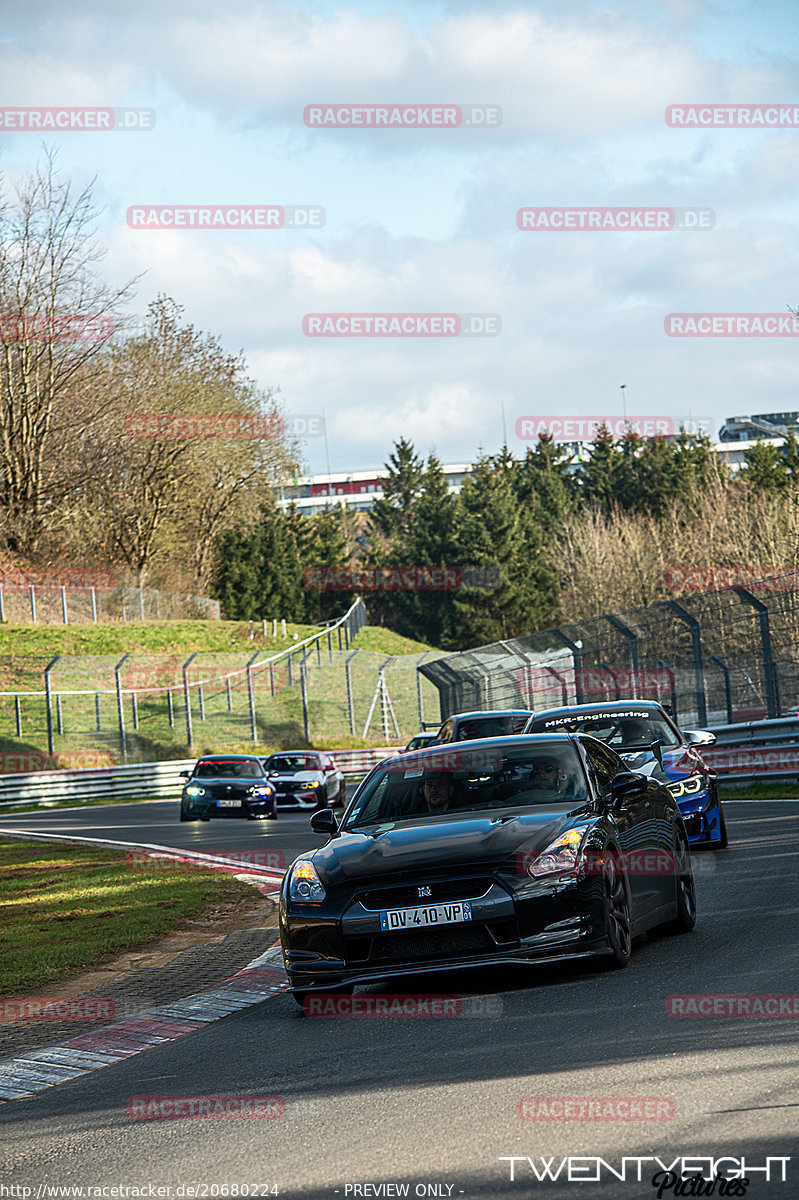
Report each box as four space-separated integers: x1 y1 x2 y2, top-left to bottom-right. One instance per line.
0 747 400 809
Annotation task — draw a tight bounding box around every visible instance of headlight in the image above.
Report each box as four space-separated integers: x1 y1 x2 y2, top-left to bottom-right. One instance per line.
185 785 205 797
249 786 274 797
667 774 705 799
289 859 326 903
298 781 321 790
526 829 584 878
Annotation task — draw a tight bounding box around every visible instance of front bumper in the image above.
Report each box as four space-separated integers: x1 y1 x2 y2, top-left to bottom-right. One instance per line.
280 873 612 992
182 794 276 819
677 789 723 845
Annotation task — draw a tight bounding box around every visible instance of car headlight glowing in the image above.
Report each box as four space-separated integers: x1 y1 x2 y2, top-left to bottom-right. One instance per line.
668 774 705 799
185 785 205 798
298 781 321 789
249 786 274 797
526 828 584 878
289 859 326 903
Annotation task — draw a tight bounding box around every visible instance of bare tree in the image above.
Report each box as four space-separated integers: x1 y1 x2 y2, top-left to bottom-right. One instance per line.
0 151 137 553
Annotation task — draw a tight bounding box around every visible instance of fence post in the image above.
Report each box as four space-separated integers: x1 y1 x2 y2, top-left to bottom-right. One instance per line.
198 683 205 721
328 629 333 662
551 630 584 703
138 587 145 621
316 636 322 668
44 656 60 756
131 693 139 730
663 600 707 726
56 695 63 736
167 690 174 728
287 653 293 687
657 658 679 722
95 693 102 732
416 652 430 730
183 652 198 749
15 694 22 737
604 614 639 695
61 587 68 625
732 587 780 718
345 649 360 736
226 677 233 711
114 653 130 762
709 655 733 725
300 661 310 742
0 584 4 622
90 587 97 623
246 652 260 743
269 662 275 697
30 585 37 624
338 625 342 652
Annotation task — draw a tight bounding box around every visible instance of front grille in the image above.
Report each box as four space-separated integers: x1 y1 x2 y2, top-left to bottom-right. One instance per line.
207 785 251 800
359 878 493 910
369 925 494 962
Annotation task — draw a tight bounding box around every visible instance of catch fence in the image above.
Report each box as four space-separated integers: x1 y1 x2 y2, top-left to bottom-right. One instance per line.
0 581 220 624
0 599 442 764
419 569 799 730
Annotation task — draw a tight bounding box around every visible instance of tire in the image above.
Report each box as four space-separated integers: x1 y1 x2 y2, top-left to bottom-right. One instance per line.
180 810 196 822
597 853 632 969
655 829 697 935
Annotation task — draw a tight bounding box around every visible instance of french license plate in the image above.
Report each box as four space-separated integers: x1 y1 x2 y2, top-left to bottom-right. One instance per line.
217 799 241 808
379 901 472 932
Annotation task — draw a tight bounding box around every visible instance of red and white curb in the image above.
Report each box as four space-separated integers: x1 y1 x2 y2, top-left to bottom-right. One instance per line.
0 945 289 1103
0 828 290 1105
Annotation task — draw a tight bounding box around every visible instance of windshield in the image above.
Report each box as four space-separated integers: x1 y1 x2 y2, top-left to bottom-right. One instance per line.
443 714 529 742
528 710 680 750
266 754 320 773
194 759 263 779
344 744 588 830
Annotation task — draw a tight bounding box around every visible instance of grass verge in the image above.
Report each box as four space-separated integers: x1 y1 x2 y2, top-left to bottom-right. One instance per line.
720 780 799 800
0 837 256 995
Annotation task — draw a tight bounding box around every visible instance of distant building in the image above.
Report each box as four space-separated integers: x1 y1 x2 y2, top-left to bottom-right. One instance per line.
718 412 799 442
276 463 472 516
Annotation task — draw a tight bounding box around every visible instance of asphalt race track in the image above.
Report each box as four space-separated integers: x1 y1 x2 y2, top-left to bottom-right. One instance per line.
2 799 798 1198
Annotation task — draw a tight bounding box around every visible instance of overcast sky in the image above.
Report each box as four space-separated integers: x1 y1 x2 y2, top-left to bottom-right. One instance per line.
1 0 797 474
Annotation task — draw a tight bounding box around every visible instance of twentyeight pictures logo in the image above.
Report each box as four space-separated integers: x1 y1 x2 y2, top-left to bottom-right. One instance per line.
303 314 500 336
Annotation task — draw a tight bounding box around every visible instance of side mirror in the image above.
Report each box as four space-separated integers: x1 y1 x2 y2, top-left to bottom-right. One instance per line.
323 762 335 772
648 739 664 770
684 730 716 747
610 771 649 805
310 809 339 836
179 770 190 778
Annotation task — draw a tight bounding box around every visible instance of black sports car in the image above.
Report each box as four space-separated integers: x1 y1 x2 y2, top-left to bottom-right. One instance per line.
279 735 696 1003
433 709 534 744
180 755 277 821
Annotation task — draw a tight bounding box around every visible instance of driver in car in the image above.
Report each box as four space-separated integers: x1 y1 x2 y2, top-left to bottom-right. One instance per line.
423 772 455 813
618 718 652 746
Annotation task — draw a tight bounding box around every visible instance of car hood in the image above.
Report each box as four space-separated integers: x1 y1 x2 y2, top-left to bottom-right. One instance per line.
269 771 322 782
311 808 593 885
